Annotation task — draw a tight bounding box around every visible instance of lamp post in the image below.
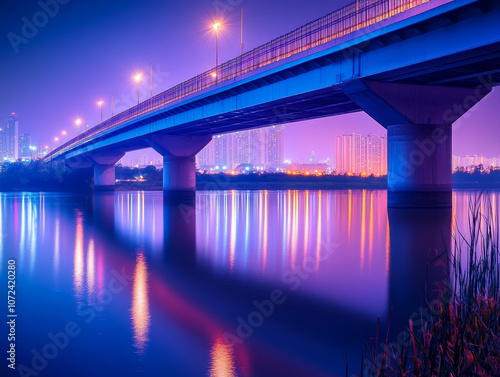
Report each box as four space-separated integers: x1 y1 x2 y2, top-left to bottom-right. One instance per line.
213 22 221 81
75 118 82 136
97 101 104 123
134 73 142 105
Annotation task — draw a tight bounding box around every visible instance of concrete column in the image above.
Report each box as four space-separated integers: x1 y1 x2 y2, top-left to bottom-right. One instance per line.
344 80 491 207
146 134 212 193
162 193 196 267
163 155 197 191
84 151 125 191
388 123 452 207
388 207 451 334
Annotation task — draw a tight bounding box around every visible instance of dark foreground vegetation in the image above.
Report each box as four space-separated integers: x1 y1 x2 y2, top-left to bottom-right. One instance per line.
0 162 499 191
355 194 500 377
453 168 500 189
0 160 93 191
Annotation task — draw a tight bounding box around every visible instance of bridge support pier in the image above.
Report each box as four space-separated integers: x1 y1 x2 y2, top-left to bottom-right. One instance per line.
147 135 212 192
85 152 125 191
345 80 491 207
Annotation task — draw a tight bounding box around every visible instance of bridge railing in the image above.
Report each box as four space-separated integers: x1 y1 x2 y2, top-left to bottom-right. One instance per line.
47 0 430 160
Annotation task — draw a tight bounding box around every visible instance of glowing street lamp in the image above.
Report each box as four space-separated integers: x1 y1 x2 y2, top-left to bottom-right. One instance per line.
97 100 104 123
75 118 82 135
133 73 142 105
62 130 70 142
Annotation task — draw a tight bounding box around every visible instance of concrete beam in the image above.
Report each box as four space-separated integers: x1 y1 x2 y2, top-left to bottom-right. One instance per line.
344 80 491 207
146 134 212 157
84 151 125 191
146 135 212 192
343 80 491 127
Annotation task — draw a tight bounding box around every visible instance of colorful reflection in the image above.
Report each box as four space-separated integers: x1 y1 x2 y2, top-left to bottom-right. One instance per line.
130 251 150 354
196 190 391 315
209 336 238 377
74 214 85 302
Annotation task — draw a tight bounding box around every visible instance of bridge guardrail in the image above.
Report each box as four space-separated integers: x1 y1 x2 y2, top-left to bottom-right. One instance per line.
46 0 430 160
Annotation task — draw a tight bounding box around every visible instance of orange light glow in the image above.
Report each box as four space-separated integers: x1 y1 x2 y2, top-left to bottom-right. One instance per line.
133 73 143 83
209 336 237 377
131 252 150 354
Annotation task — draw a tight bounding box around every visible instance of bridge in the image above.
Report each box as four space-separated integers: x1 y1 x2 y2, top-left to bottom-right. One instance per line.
44 0 500 206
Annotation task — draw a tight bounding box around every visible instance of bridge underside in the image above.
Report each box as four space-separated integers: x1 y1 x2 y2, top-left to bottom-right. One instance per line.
52 0 500 207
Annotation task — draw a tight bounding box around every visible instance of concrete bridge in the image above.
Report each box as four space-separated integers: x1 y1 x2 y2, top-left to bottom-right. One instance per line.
44 0 500 206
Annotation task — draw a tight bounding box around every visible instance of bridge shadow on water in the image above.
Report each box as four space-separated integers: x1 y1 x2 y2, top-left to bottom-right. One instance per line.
82 190 454 376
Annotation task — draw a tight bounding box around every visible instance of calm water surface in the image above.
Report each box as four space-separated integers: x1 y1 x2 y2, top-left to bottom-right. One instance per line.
1 190 498 377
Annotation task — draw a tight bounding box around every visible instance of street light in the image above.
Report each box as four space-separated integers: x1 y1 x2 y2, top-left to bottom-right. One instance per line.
62 130 70 142
97 100 104 123
75 118 82 135
213 22 221 80
133 73 142 105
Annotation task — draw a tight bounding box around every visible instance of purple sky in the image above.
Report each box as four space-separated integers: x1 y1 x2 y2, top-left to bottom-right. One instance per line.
1 0 499 163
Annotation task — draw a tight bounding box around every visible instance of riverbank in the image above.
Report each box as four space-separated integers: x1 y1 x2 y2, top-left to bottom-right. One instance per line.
1 162 500 191
117 173 388 191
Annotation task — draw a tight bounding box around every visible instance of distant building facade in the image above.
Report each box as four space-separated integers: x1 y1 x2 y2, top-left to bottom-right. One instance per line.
452 154 500 171
19 133 31 159
335 132 387 175
0 114 19 161
197 125 284 171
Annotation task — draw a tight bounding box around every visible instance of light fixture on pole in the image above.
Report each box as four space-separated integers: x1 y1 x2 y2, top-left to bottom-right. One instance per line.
97 100 104 123
134 73 143 105
75 118 82 136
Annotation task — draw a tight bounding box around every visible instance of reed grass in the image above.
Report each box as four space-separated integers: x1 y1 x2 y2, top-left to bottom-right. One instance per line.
354 193 500 377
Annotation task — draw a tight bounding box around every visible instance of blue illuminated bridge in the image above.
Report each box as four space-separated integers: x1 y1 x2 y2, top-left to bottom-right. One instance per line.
44 0 500 206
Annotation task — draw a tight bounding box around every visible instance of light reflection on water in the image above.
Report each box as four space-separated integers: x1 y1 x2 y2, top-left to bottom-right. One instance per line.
0 190 498 377
131 251 150 354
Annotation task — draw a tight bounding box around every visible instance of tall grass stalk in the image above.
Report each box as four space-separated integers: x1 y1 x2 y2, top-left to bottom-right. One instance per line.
356 193 500 377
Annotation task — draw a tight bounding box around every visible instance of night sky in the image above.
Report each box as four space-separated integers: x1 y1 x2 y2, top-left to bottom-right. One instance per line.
1 0 499 163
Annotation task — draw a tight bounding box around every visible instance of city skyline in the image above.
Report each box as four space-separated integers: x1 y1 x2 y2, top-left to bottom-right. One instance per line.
1 0 499 162
7 111 500 174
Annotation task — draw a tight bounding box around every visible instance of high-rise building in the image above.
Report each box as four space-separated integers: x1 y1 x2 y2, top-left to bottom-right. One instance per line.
196 126 284 171
335 132 387 175
1 114 19 161
266 126 284 170
19 133 31 159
